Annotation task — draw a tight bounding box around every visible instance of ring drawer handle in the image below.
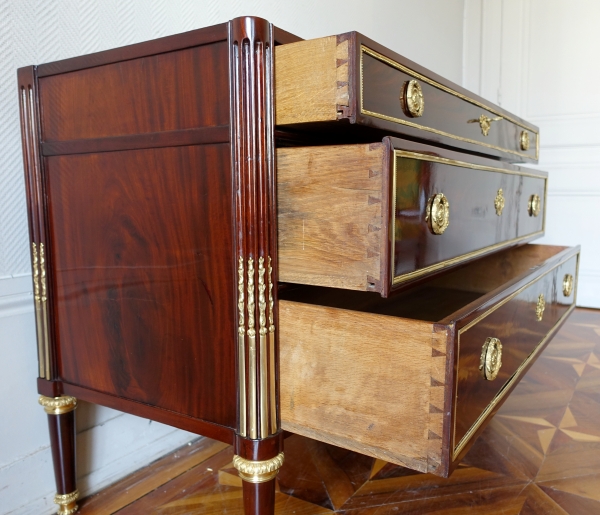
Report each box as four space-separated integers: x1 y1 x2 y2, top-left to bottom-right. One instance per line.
495 188 505 216
536 293 546 321
468 114 502 136
480 337 503 381
563 274 574 297
403 79 424 118
528 194 541 217
426 193 450 235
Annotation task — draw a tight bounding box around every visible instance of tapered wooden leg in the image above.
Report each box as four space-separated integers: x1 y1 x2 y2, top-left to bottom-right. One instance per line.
39 396 79 515
242 478 277 515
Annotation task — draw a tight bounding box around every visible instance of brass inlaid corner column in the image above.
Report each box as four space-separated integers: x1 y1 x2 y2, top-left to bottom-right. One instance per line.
230 15 283 515
39 396 79 515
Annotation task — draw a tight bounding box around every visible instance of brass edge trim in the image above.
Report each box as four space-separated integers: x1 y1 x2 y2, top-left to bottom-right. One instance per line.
452 302 576 460
258 257 268 438
233 453 284 483
360 46 538 160
390 150 546 286
237 256 247 437
394 150 546 179
32 242 45 378
247 257 257 439
452 251 579 456
458 253 575 335
39 395 77 415
40 242 51 379
268 256 277 435
392 233 543 286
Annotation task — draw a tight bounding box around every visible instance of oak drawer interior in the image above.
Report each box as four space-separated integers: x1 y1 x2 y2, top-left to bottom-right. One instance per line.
279 244 578 476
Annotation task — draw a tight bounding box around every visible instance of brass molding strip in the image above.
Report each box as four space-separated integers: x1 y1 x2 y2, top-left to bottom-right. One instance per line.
32 242 45 378
390 150 547 286
394 150 546 179
39 395 78 415
40 242 51 379
360 46 539 160
268 256 277 435
258 257 269 438
452 253 579 459
237 257 247 437
247 257 258 439
233 452 284 483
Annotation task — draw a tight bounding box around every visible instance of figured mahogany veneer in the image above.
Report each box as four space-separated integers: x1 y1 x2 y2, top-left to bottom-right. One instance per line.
275 33 539 163
277 138 546 296
279 244 579 476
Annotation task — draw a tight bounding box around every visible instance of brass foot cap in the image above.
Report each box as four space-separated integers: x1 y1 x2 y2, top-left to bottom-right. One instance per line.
54 490 79 514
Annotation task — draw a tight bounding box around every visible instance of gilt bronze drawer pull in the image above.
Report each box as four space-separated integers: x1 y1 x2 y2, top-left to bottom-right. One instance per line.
468 114 502 136
494 188 505 216
520 130 530 151
479 337 503 381
403 79 424 117
536 293 546 321
563 274 574 297
426 193 450 235
528 194 541 217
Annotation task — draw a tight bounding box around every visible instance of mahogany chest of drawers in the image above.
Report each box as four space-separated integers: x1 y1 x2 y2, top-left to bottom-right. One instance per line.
17 16 578 515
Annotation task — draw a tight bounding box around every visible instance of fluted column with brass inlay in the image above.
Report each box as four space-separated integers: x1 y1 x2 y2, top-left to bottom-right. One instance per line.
230 16 283 515
39 396 78 515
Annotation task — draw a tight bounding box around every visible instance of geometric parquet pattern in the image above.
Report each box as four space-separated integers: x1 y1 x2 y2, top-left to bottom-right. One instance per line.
79 309 600 515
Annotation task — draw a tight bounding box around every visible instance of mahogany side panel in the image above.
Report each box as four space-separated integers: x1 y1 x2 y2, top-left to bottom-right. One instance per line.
61 382 234 444
37 23 228 77
39 42 229 141
45 144 237 428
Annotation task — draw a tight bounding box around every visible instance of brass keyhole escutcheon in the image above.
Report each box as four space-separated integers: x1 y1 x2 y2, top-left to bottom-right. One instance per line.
536 293 546 322
480 337 503 381
403 79 424 117
426 193 450 235
528 194 541 217
520 130 530 151
495 188 505 216
563 274 574 297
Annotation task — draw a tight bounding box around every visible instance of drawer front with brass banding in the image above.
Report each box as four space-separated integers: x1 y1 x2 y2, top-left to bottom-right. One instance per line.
276 32 539 163
277 137 547 297
279 244 579 478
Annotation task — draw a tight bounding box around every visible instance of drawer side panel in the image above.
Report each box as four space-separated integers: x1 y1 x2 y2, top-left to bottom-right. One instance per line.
280 300 447 473
278 143 385 291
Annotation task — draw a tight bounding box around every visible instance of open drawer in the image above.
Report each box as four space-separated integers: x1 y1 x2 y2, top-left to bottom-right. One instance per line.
275 32 539 163
278 137 547 296
279 244 579 477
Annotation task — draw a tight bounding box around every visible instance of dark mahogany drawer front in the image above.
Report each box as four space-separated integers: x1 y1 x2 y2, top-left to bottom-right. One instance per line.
277 138 547 297
360 46 538 162
276 32 538 163
453 253 578 459
279 244 579 478
392 149 546 288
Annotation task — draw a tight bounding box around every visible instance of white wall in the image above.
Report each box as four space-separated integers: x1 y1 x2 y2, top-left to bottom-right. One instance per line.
463 0 600 308
0 1 465 513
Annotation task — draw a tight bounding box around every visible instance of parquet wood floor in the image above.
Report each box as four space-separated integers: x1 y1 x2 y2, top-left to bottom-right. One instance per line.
78 309 600 514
